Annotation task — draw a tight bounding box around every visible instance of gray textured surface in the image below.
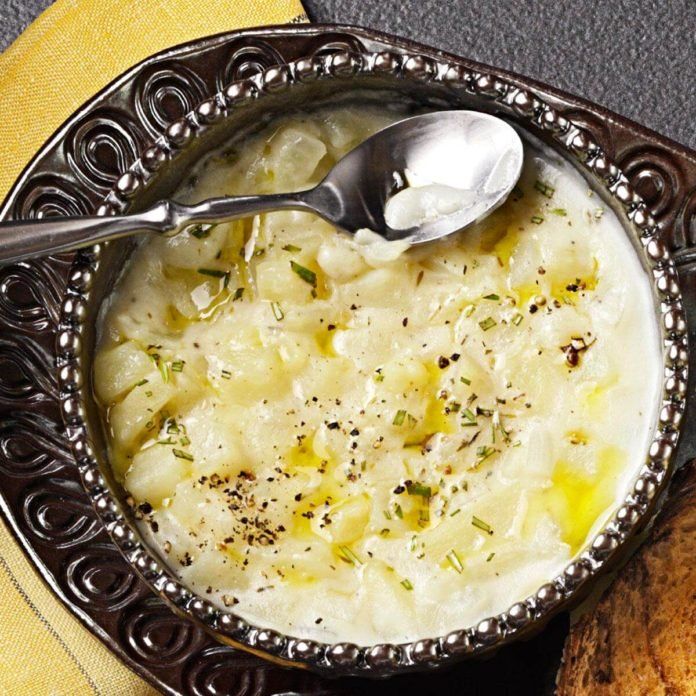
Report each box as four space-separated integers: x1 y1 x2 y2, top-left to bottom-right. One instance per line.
1 0 695 149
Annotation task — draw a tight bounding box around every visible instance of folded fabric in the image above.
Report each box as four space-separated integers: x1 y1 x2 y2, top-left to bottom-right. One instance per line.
0 1 306 693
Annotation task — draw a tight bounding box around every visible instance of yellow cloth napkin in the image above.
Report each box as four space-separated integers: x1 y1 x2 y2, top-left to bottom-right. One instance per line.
0 1 306 693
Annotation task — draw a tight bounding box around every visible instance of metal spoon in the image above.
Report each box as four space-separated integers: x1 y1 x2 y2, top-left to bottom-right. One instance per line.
0 111 523 264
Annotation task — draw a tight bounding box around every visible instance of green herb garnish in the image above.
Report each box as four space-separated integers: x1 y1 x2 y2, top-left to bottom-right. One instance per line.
476 445 497 463
394 504 403 519
171 360 184 373
282 244 302 252
460 376 471 385
534 180 555 198
478 317 497 331
271 301 284 321
551 208 567 216
172 448 194 461
530 215 544 225
400 578 414 591
462 408 477 425
512 312 524 326
406 482 432 498
290 260 317 287
135 378 149 387
472 515 494 535
337 545 362 566
486 552 496 562
233 287 244 301
483 293 500 301
446 549 464 574
393 409 407 426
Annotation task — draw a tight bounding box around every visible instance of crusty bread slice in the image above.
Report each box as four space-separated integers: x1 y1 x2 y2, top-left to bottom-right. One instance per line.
556 461 696 695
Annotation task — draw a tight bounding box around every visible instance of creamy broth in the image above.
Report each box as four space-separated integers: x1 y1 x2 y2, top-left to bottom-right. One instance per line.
94 105 660 644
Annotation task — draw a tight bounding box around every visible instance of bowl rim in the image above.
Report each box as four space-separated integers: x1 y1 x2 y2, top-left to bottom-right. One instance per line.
54 46 688 676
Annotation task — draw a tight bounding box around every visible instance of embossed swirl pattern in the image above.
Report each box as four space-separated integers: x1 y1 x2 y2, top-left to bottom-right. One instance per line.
64 543 143 611
21 478 102 547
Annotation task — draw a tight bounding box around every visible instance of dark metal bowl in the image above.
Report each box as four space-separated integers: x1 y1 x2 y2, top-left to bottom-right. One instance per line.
1 24 695 691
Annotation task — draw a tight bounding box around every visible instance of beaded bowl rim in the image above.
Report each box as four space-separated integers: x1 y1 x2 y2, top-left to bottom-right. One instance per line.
55 47 688 676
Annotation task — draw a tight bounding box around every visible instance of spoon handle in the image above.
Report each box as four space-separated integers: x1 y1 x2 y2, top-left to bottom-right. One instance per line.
0 191 311 264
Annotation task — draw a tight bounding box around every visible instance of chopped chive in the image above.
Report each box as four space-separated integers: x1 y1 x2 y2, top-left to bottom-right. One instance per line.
171 360 184 373
462 408 477 425
531 215 544 225
393 409 407 426
189 224 214 239
179 435 191 446
512 312 524 326
472 515 494 535
145 390 153 397
406 482 432 498
483 293 500 301
418 507 430 526
448 401 461 413
383 509 392 521
463 304 476 318
449 508 461 517
271 301 284 321
380 528 391 537
166 421 179 435
460 376 471 385
486 552 496 562
197 268 228 278
478 317 497 331
172 448 194 461
290 260 317 287
282 244 302 252
156 437 175 446
135 378 149 387
406 413 418 428
221 369 232 380
551 208 567 216
534 180 555 198
158 361 170 384
476 407 493 417
337 545 362 566
394 504 403 519
476 445 497 463
446 549 464 574
232 287 244 301
400 578 414 591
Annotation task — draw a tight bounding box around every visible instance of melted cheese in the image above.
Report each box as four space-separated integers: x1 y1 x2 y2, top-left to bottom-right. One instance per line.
94 105 660 645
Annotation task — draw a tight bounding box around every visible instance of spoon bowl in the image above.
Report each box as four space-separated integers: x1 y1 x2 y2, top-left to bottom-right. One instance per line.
309 110 524 243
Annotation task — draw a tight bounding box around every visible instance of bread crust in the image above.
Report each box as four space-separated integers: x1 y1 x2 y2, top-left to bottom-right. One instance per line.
556 462 696 695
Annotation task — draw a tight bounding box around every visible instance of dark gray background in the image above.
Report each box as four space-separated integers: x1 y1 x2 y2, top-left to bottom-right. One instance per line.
1 0 694 150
